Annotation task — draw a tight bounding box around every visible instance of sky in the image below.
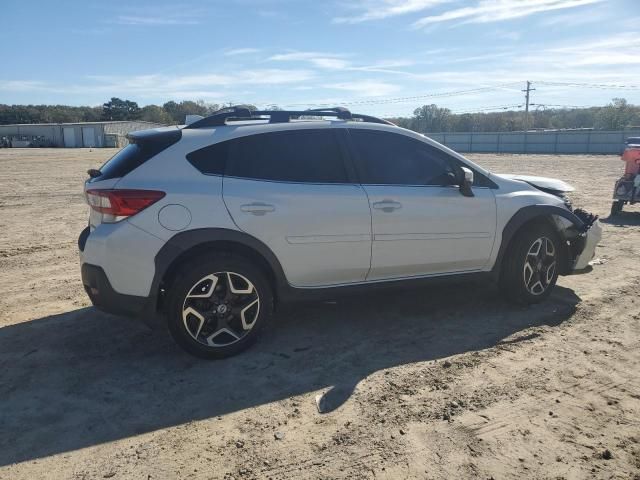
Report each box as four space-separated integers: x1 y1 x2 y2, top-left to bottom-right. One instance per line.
2 0 639 117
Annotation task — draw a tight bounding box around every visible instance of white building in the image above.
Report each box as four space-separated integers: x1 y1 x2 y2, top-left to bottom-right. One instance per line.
0 121 165 148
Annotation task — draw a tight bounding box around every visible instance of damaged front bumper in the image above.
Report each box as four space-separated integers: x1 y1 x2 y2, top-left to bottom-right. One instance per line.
564 208 601 272
573 218 602 270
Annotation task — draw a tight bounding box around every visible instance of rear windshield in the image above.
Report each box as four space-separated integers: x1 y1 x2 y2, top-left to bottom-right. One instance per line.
97 144 145 180
92 128 182 181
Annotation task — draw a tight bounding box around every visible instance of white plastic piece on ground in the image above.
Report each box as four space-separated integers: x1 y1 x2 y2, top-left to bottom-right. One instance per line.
315 393 326 413
574 220 603 270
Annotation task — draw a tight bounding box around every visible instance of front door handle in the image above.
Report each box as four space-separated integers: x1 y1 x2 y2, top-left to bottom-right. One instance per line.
240 202 276 216
372 200 402 212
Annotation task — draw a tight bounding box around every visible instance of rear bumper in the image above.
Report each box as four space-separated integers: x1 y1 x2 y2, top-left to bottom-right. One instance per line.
79 225 161 326
81 263 156 321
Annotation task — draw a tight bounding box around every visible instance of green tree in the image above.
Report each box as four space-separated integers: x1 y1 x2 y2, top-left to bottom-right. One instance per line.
102 97 140 121
595 98 637 130
412 104 451 133
162 100 221 123
449 113 475 132
139 105 173 124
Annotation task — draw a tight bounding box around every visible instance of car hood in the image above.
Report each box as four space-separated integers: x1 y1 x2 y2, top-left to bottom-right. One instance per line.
494 174 575 193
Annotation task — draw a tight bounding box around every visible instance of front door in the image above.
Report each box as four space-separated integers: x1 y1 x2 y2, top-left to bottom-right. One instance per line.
222 128 372 287
348 128 497 280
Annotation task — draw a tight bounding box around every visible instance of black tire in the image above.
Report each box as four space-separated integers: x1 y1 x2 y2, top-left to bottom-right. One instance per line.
500 222 561 305
166 253 274 359
610 200 623 216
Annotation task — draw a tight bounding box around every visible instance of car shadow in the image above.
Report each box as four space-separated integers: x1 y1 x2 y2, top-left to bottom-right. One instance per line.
0 281 580 466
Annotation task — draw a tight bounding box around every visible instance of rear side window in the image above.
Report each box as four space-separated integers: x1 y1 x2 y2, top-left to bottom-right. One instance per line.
186 141 228 175
349 129 454 186
228 129 348 183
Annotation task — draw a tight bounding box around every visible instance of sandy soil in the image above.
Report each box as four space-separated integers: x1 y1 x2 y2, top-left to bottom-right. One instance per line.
0 148 639 480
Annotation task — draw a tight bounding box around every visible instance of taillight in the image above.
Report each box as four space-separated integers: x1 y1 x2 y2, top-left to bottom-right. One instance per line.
86 189 165 222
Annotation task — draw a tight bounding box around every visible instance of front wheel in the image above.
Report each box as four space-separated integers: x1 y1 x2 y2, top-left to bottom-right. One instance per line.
166 254 274 359
501 223 561 304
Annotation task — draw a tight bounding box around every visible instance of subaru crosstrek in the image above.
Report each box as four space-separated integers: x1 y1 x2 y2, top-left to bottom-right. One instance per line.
79 106 602 358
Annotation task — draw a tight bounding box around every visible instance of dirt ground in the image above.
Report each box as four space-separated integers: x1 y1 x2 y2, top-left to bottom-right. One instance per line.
1 148 639 480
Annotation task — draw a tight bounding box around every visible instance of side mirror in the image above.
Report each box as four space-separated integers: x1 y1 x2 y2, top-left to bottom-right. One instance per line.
459 167 474 197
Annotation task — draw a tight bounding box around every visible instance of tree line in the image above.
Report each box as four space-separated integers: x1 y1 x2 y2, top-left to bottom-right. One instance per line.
0 97 638 132
389 98 640 133
0 98 228 126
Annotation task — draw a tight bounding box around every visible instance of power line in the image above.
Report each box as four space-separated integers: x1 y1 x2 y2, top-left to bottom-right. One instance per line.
536 81 640 90
283 82 522 108
452 104 523 114
272 79 639 114
530 103 600 109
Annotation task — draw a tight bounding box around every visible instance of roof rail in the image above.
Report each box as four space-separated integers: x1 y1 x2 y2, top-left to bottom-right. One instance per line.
184 106 394 129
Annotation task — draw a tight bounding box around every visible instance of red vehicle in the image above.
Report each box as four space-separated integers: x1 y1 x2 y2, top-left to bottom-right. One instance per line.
611 137 640 216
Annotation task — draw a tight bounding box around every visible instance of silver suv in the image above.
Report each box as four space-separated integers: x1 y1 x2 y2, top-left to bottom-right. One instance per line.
79 106 601 358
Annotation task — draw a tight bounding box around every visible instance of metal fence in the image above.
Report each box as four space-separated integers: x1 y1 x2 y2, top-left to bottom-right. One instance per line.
426 129 640 155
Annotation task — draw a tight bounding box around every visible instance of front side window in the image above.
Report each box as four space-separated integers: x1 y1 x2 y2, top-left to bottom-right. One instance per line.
228 129 348 183
349 129 456 186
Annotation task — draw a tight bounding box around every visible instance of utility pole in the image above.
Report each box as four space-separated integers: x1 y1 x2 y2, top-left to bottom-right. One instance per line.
522 80 535 131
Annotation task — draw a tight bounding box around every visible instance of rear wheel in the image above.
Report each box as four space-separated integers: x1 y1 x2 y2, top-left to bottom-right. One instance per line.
166 254 273 358
501 223 561 304
610 200 623 216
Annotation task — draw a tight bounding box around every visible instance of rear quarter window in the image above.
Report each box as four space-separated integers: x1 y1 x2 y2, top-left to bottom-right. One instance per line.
186 141 228 175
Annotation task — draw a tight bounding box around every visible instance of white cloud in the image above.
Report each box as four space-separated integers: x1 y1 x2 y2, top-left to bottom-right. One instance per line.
519 33 640 67
268 51 352 70
0 80 49 92
223 48 261 56
0 69 316 101
413 0 604 27
540 10 600 26
112 5 204 26
351 59 416 74
333 0 453 23
96 70 316 91
269 52 418 74
324 80 401 97
115 15 200 25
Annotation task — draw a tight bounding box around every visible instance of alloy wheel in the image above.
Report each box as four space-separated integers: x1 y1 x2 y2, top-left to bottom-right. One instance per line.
181 271 260 347
523 236 556 296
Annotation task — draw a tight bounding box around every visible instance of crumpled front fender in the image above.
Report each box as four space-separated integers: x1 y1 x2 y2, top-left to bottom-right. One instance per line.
493 204 599 278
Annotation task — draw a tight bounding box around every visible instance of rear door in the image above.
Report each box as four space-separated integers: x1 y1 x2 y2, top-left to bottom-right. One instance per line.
348 128 496 280
222 128 372 287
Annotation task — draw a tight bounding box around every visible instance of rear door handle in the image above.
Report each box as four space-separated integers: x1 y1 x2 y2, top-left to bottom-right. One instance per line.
240 202 276 216
372 200 402 212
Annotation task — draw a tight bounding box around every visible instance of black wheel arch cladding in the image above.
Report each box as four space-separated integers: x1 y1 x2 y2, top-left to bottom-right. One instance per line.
491 204 586 279
152 228 287 308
